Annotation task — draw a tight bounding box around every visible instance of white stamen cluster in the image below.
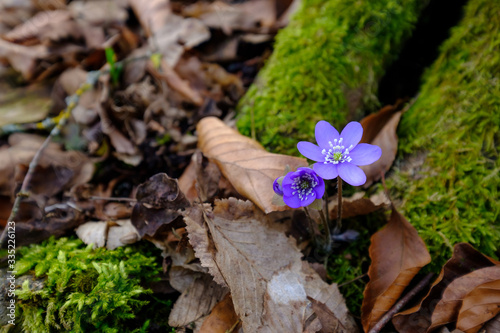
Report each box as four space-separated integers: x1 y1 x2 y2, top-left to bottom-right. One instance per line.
291 173 317 201
322 137 353 165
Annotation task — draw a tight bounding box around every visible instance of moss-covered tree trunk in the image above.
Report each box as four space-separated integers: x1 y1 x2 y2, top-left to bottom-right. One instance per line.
393 0 500 271
237 0 428 155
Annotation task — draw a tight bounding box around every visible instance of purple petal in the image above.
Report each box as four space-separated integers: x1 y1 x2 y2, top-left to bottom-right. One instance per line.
282 172 295 186
340 122 363 150
349 143 382 166
315 121 339 150
338 163 366 186
301 193 316 207
273 177 284 195
313 176 325 198
313 163 338 180
297 142 324 162
283 194 301 208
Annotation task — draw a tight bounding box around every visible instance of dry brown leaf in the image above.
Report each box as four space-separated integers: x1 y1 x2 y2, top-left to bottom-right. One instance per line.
75 220 139 250
198 294 239 333
0 133 94 198
183 198 357 332
0 83 52 127
197 117 308 213
456 279 500 333
428 266 500 332
482 313 500 332
359 110 402 188
0 38 48 80
328 191 389 220
168 273 228 328
361 205 431 332
392 243 500 333
131 173 190 238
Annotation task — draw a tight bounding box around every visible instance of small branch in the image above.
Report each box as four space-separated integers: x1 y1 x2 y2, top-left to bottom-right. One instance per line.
368 273 434 333
90 196 137 202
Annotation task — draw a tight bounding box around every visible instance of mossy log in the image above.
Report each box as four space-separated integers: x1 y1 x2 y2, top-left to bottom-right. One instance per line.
393 0 500 271
237 0 428 155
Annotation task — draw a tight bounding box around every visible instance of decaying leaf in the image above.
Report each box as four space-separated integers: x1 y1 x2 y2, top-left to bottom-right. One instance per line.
482 313 500 332
359 103 403 187
0 83 52 127
328 191 389 220
183 198 357 332
131 173 191 238
392 243 500 333
75 219 139 250
0 133 94 198
429 266 500 332
197 117 307 213
361 204 431 332
456 279 500 333
198 294 240 333
168 273 228 328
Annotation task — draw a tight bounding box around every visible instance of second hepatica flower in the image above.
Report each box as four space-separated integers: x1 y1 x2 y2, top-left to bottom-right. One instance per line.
278 168 325 208
297 121 382 186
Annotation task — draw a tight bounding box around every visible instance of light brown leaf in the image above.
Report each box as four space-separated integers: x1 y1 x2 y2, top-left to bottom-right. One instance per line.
199 294 239 333
456 279 500 333
168 273 228 328
429 266 500 332
359 109 402 188
392 243 500 333
75 220 139 250
197 117 308 213
482 313 500 332
183 198 357 333
361 205 431 332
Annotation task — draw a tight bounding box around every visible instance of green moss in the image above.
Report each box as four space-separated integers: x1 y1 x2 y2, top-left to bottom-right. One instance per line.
237 0 427 155
12 237 166 333
393 0 500 271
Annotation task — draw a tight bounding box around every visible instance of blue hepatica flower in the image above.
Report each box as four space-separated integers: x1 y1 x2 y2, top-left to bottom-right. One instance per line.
297 121 382 186
273 167 325 208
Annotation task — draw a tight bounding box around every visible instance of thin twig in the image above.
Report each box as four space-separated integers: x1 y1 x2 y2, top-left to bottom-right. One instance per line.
335 176 343 234
0 83 94 248
319 209 331 252
338 273 367 287
90 196 137 202
368 273 434 333
303 206 317 243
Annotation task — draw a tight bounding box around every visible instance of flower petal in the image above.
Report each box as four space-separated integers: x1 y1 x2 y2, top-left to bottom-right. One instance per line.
315 121 339 150
313 163 338 180
349 143 382 166
297 142 324 162
340 122 363 149
283 194 301 208
301 193 316 207
313 176 325 198
338 163 366 186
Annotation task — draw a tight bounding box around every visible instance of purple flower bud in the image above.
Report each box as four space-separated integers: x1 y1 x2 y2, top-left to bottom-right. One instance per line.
273 177 284 196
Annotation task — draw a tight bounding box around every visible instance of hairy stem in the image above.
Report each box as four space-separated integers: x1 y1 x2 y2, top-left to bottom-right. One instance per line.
335 176 343 234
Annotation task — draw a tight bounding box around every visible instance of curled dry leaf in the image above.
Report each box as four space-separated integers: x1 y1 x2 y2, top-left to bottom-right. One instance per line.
392 243 500 333
359 102 405 188
183 198 357 332
75 220 139 250
457 279 500 333
482 313 500 332
131 173 190 238
328 191 389 220
361 204 431 332
428 266 500 332
198 294 240 333
168 273 228 328
197 117 307 213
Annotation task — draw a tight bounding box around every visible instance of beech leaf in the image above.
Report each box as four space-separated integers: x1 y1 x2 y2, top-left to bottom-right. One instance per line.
361 204 431 332
183 198 357 332
197 117 307 213
198 294 240 333
392 243 500 333
428 266 500 332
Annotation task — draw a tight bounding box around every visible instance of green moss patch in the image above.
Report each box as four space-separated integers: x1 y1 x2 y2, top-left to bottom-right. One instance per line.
393 0 500 271
237 0 427 155
11 237 164 333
